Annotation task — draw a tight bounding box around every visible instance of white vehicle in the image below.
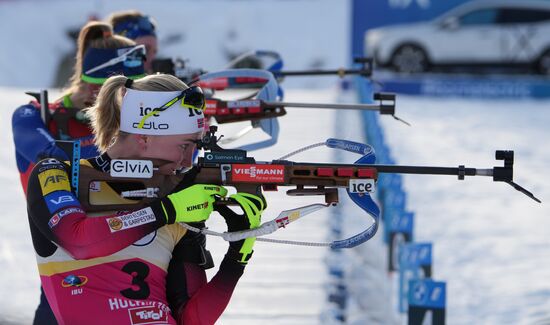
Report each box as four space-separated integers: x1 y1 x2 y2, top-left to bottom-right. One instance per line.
365 0 550 74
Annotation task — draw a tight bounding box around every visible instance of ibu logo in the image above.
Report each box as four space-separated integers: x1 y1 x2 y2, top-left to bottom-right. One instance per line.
110 160 153 179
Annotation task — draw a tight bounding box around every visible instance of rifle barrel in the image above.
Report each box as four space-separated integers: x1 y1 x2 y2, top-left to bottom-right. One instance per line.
287 162 494 178
273 68 369 77
264 101 383 111
369 165 493 177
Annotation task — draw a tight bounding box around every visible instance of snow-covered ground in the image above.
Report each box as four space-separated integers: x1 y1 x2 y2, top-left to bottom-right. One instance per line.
379 95 550 325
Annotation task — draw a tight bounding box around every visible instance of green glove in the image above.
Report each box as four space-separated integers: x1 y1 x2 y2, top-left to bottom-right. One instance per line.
215 193 265 264
162 184 228 223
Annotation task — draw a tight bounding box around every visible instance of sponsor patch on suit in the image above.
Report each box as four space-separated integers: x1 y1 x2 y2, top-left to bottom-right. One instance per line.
48 207 84 228
106 207 156 233
45 191 77 213
38 169 70 195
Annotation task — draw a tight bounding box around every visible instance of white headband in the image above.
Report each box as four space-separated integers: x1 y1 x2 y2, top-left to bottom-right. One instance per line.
120 88 204 135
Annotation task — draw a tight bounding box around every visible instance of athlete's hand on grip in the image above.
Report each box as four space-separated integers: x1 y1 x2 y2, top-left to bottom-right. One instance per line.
162 184 228 224
215 193 265 264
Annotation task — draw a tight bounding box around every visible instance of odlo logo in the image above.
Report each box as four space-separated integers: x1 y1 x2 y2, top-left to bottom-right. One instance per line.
132 122 169 130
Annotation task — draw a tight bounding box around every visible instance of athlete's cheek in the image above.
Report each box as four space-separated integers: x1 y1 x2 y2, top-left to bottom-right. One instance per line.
177 152 190 168
158 163 178 175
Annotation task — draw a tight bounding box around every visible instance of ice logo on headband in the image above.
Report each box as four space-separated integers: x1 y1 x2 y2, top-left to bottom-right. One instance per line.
135 103 167 130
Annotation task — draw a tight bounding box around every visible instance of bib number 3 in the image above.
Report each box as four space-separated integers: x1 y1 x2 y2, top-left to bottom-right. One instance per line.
120 261 150 299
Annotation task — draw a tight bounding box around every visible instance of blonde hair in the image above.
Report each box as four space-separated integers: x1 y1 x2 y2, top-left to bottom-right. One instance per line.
85 74 188 152
63 21 136 98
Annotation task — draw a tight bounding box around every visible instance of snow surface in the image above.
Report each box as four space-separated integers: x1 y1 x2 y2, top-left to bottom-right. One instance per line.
378 95 550 325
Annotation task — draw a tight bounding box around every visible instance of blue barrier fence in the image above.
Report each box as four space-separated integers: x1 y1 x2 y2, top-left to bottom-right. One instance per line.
356 77 447 324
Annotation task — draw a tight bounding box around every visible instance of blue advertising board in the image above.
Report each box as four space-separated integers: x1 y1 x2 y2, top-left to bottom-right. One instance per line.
388 212 414 271
398 242 432 313
376 74 550 98
408 279 446 309
408 279 446 324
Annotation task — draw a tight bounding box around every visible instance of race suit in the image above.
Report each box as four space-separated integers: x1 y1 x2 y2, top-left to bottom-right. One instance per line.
13 94 101 324
12 96 98 193
26 153 245 324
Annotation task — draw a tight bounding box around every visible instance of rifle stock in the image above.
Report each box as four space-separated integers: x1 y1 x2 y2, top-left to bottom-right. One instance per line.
77 160 378 213
75 127 540 214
